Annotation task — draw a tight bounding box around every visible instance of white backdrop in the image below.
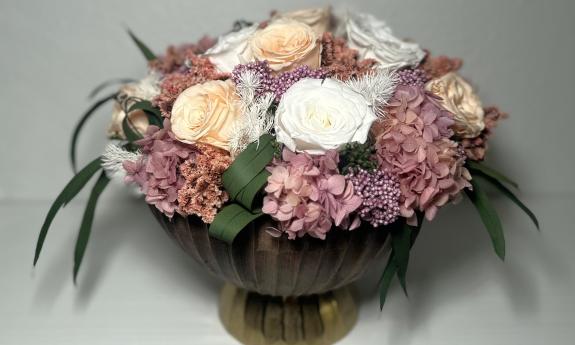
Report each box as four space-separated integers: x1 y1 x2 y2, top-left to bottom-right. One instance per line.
1 0 574 344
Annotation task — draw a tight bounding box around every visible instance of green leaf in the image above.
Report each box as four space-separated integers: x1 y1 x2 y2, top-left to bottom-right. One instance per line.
73 172 110 283
234 170 271 210
122 113 144 143
222 134 275 209
128 100 163 128
209 204 265 244
379 255 397 310
70 93 117 173
34 158 103 266
466 161 519 189
474 173 539 230
127 29 156 61
391 223 411 295
466 178 506 260
88 78 134 99
379 213 424 310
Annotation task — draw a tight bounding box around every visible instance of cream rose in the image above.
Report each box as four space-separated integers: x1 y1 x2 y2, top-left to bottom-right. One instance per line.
271 7 332 36
170 80 241 151
203 25 259 74
426 72 485 138
346 12 425 70
274 78 377 154
245 19 321 72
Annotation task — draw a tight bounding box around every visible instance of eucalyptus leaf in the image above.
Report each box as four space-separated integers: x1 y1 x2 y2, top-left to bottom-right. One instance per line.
127 29 156 61
466 161 519 189
73 172 110 283
34 158 103 266
70 93 117 173
466 178 506 260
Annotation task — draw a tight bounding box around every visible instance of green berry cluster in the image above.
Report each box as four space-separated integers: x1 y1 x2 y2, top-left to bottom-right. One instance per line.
339 142 378 174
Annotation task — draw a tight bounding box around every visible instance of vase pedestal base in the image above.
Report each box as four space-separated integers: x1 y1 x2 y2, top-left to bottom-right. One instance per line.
219 284 357 345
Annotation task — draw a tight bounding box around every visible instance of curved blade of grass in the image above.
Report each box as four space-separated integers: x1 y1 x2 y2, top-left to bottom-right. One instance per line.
70 93 117 173
127 29 156 61
122 114 144 143
34 158 103 266
465 179 506 260
73 172 110 283
128 100 163 128
475 173 539 230
466 161 519 189
209 204 265 243
88 78 134 99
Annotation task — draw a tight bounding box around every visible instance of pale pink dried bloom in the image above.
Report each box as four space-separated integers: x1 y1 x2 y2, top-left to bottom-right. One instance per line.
262 148 362 240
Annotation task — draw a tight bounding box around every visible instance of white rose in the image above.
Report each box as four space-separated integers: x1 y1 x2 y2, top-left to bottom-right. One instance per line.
346 12 425 70
274 78 377 154
203 25 259 73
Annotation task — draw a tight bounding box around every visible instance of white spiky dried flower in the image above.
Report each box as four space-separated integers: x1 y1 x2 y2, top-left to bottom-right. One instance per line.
229 71 274 157
344 69 398 118
101 143 142 181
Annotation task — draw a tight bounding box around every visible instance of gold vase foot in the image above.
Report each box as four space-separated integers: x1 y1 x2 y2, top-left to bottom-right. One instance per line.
219 284 357 345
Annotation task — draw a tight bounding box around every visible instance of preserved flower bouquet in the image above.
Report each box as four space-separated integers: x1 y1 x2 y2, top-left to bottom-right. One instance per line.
34 6 538 344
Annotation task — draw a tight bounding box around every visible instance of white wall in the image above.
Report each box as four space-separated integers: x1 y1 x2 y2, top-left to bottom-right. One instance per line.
1 0 574 201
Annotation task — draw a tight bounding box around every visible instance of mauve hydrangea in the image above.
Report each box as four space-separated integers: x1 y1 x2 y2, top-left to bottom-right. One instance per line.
374 85 471 224
123 119 197 218
262 148 362 240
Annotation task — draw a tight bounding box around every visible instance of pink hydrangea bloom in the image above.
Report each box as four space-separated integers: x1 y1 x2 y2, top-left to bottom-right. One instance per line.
374 85 471 224
124 119 197 218
262 148 362 240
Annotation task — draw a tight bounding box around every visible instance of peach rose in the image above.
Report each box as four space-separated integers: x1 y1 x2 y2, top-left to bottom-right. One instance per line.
245 19 321 72
170 80 241 151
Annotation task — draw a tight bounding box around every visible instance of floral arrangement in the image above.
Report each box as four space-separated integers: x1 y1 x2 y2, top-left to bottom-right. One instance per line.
34 7 538 308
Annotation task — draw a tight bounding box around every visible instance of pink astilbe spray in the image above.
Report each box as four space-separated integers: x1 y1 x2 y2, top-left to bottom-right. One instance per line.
374 85 471 224
262 148 362 240
123 119 197 218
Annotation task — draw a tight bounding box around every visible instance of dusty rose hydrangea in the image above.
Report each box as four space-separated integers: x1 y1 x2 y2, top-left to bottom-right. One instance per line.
374 85 471 223
177 143 232 223
262 148 362 240
124 119 197 218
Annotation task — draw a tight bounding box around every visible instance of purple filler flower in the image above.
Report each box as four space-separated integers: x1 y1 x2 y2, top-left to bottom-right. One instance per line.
232 60 327 102
346 168 401 227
